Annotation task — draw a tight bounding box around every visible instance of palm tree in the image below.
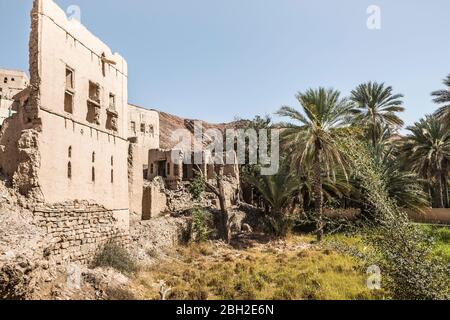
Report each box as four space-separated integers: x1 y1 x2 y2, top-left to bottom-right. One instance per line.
401 116 450 208
277 88 351 241
374 146 430 213
243 164 300 237
431 74 450 128
350 82 405 147
244 167 299 217
297 168 352 211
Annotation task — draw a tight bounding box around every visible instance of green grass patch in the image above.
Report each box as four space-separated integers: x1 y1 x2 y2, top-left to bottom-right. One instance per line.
131 236 385 300
420 225 450 262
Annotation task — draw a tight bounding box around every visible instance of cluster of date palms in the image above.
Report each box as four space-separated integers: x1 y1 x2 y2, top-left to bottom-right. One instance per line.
244 77 450 241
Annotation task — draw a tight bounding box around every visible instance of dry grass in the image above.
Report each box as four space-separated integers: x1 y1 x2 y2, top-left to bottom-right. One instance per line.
128 235 385 300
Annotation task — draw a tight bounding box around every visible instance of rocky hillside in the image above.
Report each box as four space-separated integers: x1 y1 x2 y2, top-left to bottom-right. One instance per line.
158 111 242 150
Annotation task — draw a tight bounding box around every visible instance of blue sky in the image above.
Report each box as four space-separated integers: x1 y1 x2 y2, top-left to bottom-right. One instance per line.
1 0 450 127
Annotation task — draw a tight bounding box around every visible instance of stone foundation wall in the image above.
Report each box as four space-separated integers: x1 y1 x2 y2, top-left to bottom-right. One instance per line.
33 201 129 265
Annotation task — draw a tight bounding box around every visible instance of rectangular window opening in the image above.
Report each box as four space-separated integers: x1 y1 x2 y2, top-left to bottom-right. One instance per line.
88 81 100 103
65 67 74 90
109 93 116 110
64 92 74 114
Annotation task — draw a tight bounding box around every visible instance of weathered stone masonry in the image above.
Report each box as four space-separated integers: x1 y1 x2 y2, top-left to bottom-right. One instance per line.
33 202 129 264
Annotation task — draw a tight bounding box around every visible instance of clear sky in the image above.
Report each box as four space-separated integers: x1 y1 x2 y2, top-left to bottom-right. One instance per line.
1 0 450 127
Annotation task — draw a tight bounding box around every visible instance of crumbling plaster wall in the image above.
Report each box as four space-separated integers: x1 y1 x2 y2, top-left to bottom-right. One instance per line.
128 139 144 221
0 97 41 199
142 179 168 220
30 0 129 216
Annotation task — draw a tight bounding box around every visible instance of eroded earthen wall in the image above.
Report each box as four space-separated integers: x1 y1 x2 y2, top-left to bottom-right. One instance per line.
128 139 144 221
31 0 129 213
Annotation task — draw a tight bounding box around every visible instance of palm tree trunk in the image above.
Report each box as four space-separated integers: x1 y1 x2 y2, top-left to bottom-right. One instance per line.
371 113 377 148
436 171 444 208
313 142 323 241
442 173 449 208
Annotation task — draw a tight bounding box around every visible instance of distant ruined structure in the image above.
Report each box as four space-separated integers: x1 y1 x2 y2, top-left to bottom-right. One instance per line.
0 69 29 126
0 0 239 265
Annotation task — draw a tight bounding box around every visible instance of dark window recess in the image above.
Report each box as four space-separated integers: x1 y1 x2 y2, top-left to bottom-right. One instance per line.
109 93 115 110
67 162 72 179
88 81 100 103
66 67 74 90
64 92 74 114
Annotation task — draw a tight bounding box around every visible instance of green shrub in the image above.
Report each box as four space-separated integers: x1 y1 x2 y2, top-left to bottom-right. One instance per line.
191 208 212 242
188 176 206 202
93 242 137 274
366 223 449 300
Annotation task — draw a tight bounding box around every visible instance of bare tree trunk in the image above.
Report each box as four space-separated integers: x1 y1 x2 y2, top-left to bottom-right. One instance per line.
206 165 233 243
217 166 232 243
313 142 323 242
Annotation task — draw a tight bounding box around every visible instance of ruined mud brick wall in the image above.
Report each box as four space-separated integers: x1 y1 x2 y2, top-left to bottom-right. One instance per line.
128 139 144 221
25 0 131 211
142 179 168 220
33 202 129 264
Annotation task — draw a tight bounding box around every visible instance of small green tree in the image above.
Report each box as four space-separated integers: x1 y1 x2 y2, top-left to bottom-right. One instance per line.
188 175 206 202
191 208 213 242
188 175 213 242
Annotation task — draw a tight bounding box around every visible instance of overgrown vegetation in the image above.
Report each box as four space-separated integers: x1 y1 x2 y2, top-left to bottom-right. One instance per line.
130 236 384 300
421 225 450 261
239 78 450 300
337 136 450 300
92 242 137 275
